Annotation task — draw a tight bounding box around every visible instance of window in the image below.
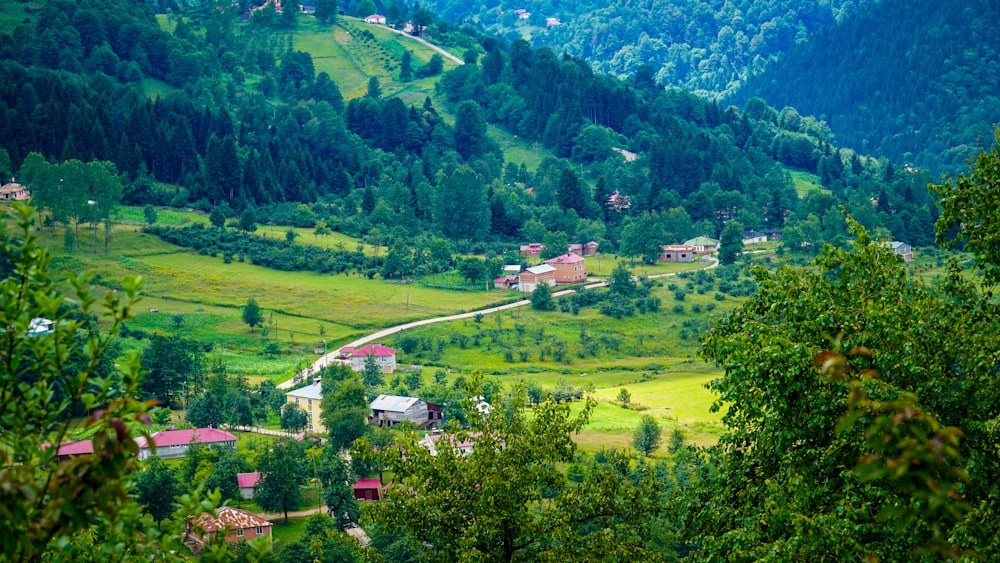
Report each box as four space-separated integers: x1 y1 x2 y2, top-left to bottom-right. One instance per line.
308 423 313 430
256 526 263 535
308 399 312 406
236 528 244 537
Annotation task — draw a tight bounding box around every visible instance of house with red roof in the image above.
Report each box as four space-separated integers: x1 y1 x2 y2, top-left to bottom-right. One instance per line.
237 472 261 499
349 344 397 373
44 439 96 461
185 507 272 552
135 428 237 460
352 478 385 501
519 243 545 258
493 274 518 290
364 13 386 24
544 252 587 284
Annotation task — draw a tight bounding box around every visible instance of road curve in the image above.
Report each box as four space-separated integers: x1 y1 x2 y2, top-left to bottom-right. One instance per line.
277 258 718 389
377 24 465 66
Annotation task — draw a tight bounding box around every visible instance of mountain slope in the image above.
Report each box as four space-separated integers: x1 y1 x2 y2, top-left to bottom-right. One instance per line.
729 0 1000 175
418 0 869 95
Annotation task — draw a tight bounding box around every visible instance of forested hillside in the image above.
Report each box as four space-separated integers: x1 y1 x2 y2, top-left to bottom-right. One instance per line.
731 0 1000 176
0 0 933 260
413 0 868 95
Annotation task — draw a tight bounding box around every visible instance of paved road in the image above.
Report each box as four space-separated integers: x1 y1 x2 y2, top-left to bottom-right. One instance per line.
377 24 465 65
278 258 718 389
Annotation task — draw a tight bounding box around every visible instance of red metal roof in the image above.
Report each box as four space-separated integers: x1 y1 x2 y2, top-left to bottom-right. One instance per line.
139 428 237 449
47 439 95 456
545 252 585 264
236 472 261 489
350 344 396 358
352 478 383 490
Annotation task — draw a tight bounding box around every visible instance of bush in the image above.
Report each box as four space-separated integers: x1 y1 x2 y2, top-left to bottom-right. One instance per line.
714 292 726 301
674 290 687 301
672 304 685 314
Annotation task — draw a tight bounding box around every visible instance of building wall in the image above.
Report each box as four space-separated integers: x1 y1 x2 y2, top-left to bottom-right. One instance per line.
550 263 586 284
287 394 326 433
350 354 396 373
189 524 272 547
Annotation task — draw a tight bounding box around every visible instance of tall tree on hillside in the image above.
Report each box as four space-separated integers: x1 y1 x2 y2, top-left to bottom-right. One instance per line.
452 100 490 160
632 415 662 456
256 439 307 524
140 334 204 407
718 221 744 265
434 166 490 240
320 365 371 451
314 0 338 23
134 457 178 526
242 298 263 332
556 167 589 218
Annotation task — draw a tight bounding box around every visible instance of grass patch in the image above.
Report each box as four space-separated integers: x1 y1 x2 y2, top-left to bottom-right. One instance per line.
786 168 830 197
141 78 180 99
0 1 30 34
583 254 711 278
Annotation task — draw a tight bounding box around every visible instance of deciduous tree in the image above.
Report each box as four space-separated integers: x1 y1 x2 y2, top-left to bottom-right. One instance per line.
256 439 307 525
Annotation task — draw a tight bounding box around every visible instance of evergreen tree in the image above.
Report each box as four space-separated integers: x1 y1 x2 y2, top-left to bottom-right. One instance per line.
400 50 413 82
718 221 744 265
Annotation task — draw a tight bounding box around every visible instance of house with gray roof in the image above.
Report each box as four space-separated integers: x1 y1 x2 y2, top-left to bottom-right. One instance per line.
369 394 441 428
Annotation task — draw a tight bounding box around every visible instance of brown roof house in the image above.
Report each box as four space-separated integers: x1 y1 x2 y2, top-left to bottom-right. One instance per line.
185 507 272 552
659 245 695 263
518 264 556 292
544 252 587 284
0 179 30 201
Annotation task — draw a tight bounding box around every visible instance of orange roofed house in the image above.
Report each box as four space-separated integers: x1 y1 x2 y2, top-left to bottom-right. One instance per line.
544 252 587 284
185 507 272 552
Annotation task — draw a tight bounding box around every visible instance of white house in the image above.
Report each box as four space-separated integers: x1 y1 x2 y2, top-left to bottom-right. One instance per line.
349 344 397 373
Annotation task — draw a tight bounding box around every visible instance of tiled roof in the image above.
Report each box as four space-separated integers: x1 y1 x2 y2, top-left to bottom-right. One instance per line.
137 428 236 449
236 472 261 488
351 344 396 357
370 394 421 412
684 236 720 246
285 382 323 400
190 507 271 533
545 252 584 264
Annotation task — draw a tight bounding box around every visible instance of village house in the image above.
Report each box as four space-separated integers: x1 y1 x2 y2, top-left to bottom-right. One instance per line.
349 344 397 373
684 236 720 254
518 264 557 292
519 243 545 258
764 228 783 241
136 428 237 460
659 245 695 262
0 179 30 201
418 430 481 456
185 507 272 552
236 472 261 499
27 317 54 336
607 190 631 212
369 394 441 428
285 381 325 433
493 274 519 290
546 17 562 27
352 478 384 501
885 240 914 262
44 439 97 461
741 230 767 245
545 252 587 284
364 13 386 24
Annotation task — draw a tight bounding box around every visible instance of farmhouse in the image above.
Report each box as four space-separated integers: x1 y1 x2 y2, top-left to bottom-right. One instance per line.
741 230 767 244
185 507 272 552
0 179 30 201
285 382 325 433
236 472 261 499
683 236 720 254
659 245 695 262
369 394 441 428
135 428 237 460
518 264 556 292
350 344 397 373
545 252 587 284
494 274 519 290
418 430 480 456
884 240 914 262
364 14 386 24
519 243 545 258
352 478 384 501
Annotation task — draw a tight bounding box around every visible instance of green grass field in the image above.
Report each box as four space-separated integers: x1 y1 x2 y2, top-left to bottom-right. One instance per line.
0 0 29 34
786 168 831 197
